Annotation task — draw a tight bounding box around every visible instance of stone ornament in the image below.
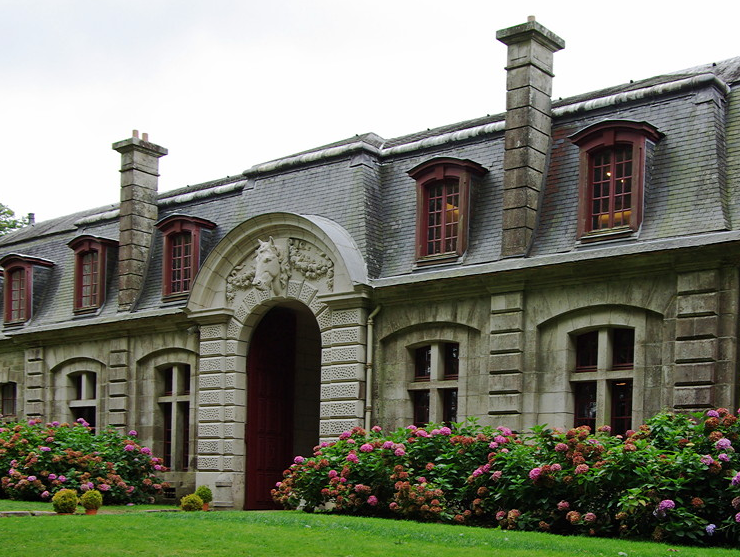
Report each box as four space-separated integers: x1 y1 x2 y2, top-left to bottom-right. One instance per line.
226 237 334 302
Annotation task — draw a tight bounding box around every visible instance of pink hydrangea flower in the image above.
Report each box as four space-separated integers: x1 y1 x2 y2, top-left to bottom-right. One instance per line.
494 435 508 444
320 441 329 448
489 442 499 449
58 475 67 483
557 500 569 511
701 455 714 466
360 443 374 453
415 429 429 437
574 464 589 474
554 443 568 452
438 426 452 436
98 484 111 492
497 426 513 436
707 410 720 418
346 453 359 463
339 431 351 440
382 441 394 449
39 446 51 452
495 511 506 521
128 430 138 437
491 470 502 481
346 439 356 445
51 421 60 427
584 512 597 523
294 456 305 464
658 499 675 511
528 467 542 481
27 475 36 482
124 444 135 451
716 438 732 450
719 453 730 462
371 425 382 433
367 495 378 506
551 463 562 471
41 491 50 499
140 447 152 455
394 447 405 457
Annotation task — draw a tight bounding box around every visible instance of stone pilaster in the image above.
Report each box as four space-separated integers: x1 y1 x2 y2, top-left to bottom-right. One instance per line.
107 339 130 429
488 291 525 431
24 347 45 418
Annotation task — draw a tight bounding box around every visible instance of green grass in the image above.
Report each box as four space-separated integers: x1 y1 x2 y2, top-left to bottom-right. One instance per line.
0 505 739 557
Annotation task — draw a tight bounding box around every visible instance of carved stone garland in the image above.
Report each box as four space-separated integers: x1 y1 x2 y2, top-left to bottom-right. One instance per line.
226 237 334 303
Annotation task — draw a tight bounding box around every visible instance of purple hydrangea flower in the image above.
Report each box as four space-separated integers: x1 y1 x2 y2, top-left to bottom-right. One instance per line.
367 495 378 506
346 453 359 463
716 438 732 450
51 421 60 427
124 444 135 451
707 410 720 418
394 447 405 457
293 456 305 464
701 455 714 466
438 426 452 436
140 447 152 455
360 443 374 453
529 467 542 481
128 430 138 437
719 453 730 462
706 523 716 535
658 499 675 511
39 446 51 452
41 491 50 499
27 476 36 482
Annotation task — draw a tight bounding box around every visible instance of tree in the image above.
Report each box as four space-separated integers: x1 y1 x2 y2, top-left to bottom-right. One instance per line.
0 203 29 236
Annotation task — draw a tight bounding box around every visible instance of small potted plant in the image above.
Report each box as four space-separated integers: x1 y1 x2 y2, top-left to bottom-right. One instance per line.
180 493 204 512
194 485 213 511
80 489 103 515
52 488 79 514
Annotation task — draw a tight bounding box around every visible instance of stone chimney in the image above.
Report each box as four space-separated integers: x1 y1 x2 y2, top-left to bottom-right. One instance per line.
497 17 564 257
112 130 168 311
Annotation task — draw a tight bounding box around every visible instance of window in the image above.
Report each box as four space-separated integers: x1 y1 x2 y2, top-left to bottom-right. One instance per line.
408 342 460 426
156 215 216 298
1 382 16 417
68 371 97 431
408 158 487 263
1 254 54 325
570 120 662 239
158 365 191 470
571 327 635 433
68 236 116 312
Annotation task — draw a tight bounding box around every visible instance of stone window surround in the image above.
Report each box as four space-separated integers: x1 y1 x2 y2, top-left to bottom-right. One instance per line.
68 235 117 313
0 254 54 326
0 381 16 418
569 120 662 242
155 215 216 299
407 157 488 265
157 363 192 471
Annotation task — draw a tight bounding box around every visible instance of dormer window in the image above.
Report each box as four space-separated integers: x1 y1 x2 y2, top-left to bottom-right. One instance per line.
156 215 216 298
570 120 662 241
68 236 117 313
408 158 487 264
0 254 54 325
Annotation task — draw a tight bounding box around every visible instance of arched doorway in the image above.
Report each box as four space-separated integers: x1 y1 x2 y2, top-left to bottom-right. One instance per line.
245 303 321 509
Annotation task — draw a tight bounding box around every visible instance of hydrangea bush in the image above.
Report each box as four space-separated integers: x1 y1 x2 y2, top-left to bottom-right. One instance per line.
0 418 168 504
274 409 740 546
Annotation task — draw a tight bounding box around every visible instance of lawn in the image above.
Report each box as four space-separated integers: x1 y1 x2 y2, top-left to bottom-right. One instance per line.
1 503 739 557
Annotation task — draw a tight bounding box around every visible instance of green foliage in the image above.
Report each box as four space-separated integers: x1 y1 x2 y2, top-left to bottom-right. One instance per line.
51 488 78 513
194 485 213 503
0 203 28 236
275 410 740 546
180 493 204 511
0 418 168 504
80 489 103 510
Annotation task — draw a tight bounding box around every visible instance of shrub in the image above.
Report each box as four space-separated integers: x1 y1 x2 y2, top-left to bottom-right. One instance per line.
80 489 103 510
274 410 740 546
194 485 213 504
0 419 169 504
51 488 78 514
180 493 204 511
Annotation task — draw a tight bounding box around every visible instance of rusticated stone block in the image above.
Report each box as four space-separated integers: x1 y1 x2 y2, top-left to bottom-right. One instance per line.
673 385 714 408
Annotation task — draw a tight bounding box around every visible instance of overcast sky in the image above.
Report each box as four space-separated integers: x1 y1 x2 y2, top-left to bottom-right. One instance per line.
2 1 739 223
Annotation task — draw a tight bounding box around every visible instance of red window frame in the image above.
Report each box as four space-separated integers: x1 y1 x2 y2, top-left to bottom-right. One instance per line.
408 158 487 263
611 328 635 370
414 346 431 381
570 121 662 239
68 236 116 312
610 380 633 436
1 254 54 325
156 216 216 298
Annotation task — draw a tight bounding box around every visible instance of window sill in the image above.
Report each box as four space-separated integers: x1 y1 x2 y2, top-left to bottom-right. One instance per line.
578 227 635 244
414 253 462 269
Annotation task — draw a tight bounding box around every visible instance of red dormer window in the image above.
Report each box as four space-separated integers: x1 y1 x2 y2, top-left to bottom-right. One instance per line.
1 254 54 325
68 236 116 312
570 120 662 240
156 215 216 298
408 158 487 264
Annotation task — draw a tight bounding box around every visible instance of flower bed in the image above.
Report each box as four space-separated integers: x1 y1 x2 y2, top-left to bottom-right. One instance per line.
0 419 167 504
274 410 740 545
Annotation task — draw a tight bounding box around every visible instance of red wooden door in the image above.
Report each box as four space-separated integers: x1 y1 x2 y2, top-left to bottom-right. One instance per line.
245 308 296 509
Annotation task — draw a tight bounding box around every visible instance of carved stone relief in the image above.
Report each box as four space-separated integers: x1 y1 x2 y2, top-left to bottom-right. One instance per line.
226 237 334 302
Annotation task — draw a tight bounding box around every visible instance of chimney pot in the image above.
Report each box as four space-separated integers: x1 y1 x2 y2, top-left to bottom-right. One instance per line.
132 129 139 139
142 132 149 142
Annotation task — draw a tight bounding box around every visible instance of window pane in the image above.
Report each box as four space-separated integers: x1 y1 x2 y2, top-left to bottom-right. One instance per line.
612 328 634 370
575 331 598 371
442 389 458 425
415 346 431 380
574 381 597 430
443 343 459 378
413 390 430 427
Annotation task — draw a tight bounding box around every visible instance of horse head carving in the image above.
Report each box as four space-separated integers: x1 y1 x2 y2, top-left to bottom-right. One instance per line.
252 237 290 294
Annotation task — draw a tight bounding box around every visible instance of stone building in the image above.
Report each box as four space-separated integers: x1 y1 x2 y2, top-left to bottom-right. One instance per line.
2 18 740 509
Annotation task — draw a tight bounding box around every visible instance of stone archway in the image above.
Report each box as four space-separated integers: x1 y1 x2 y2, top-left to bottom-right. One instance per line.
185 213 371 509
244 303 320 509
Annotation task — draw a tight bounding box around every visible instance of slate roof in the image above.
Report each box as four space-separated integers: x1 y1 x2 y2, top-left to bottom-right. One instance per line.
2 56 740 333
